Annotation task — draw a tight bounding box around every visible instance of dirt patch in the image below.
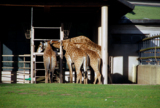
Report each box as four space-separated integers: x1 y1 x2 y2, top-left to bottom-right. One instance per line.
107 96 113 98
19 93 28 94
87 91 91 93
17 89 25 91
61 94 71 96
39 92 47 96
50 90 54 92
78 92 84 95
7 91 14 94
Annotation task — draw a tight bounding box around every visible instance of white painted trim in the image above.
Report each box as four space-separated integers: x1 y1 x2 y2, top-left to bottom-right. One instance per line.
101 6 108 84
129 2 160 6
98 27 102 46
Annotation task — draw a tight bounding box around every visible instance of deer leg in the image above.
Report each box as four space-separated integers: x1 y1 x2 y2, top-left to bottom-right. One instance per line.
83 71 87 84
93 72 98 84
83 57 88 84
48 66 51 83
75 65 81 84
97 73 102 84
50 56 56 83
49 72 52 83
44 58 50 83
80 71 82 84
76 73 79 84
66 57 73 83
45 69 49 83
76 71 82 84
75 62 82 84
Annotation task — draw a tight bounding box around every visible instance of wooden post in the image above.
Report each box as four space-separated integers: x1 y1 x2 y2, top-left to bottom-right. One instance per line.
101 6 108 84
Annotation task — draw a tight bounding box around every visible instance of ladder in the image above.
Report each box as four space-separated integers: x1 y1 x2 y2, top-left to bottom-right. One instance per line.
30 26 64 83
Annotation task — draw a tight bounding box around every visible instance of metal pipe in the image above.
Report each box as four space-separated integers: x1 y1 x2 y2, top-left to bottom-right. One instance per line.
34 27 61 29
30 7 34 83
33 39 59 41
59 25 64 83
31 7 33 28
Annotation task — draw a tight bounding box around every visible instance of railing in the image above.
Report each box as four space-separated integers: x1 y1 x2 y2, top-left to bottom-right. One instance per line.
1 54 30 83
33 52 61 83
30 26 64 83
139 34 160 65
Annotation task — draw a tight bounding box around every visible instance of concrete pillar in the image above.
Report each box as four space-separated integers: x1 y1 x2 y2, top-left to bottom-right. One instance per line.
98 27 102 46
101 6 108 84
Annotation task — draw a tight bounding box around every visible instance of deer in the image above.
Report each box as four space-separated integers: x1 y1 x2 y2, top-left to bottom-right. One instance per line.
66 36 113 83
74 43 102 84
65 36 102 58
51 40 88 84
37 41 57 83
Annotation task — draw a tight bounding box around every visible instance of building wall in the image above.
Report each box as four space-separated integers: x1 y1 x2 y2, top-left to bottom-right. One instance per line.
111 25 160 35
1 7 31 83
138 65 160 84
110 23 160 83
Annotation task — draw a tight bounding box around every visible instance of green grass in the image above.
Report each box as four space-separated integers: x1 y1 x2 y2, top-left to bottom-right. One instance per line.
0 84 160 108
125 6 160 19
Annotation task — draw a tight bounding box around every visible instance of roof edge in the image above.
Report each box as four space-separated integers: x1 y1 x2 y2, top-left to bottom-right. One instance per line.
118 0 135 10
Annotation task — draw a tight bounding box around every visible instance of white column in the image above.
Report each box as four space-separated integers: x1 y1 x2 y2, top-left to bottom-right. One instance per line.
98 27 102 46
101 6 108 84
30 7 34 84
31 27 34 84
60 24 64 83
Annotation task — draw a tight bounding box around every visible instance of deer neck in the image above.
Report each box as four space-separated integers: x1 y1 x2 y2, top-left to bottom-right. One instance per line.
45 42 52 51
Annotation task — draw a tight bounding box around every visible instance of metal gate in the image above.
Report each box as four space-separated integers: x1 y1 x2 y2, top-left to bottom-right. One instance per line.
30 7 64 83
30 26 64 83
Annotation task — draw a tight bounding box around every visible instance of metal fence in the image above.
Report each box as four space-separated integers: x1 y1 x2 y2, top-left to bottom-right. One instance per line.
1 55 30 83
139 34 160 65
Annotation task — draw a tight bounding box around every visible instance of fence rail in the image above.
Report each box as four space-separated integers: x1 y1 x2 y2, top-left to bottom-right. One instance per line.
1 54 31 83
139 34 160 65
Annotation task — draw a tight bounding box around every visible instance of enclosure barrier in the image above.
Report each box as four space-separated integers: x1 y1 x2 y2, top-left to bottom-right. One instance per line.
139 34 160 65
33 48 61 84
30 26 64 83
1 54 30 83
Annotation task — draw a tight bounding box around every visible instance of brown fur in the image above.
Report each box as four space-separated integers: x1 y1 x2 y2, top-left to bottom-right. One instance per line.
51 41 60 49
65 36 102 58
69 36 112 84
37 41 57 83
36 42 43 53
51 40 88 84
75 43 102 84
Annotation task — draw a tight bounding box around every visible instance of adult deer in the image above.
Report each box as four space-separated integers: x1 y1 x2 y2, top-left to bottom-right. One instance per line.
74 43 102 84
37 41 57 83
51 40 88 84
66 36 102 58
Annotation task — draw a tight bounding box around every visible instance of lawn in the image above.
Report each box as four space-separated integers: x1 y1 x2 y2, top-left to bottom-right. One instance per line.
125 6 160 19
0 84 160 108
